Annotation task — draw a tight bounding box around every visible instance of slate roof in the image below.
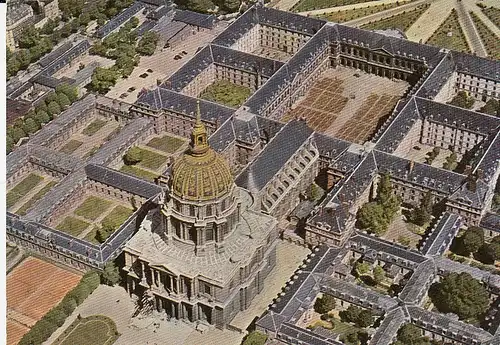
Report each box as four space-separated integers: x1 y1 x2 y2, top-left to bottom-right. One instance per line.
408 306 493 343
95 2 145 39
420 212 462 256
38 42 73 68
7 98 31 125
313 132 351 161
335 24 444 67
279 322 341 345
350 232 427 264
373 150 465 197
398 259 435 305
135 87 235 124
415 53 455 99
173 10 216 29
85 164 162 198
369 307 405 345
39 39 92 77
208 118 235 153
480 213 500 234
235 120 313 191
473 130 500 185
161 44 283 92
244 25 330 114
451 51 500 81
415 97 500 135
256 116 284 141
434 257 500 291
33 75 63 89
134 19 157 36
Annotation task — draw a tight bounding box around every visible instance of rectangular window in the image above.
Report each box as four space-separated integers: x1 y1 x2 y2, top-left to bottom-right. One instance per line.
204 284 211 295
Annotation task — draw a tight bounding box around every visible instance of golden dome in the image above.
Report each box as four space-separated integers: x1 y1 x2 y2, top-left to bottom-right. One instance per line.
170 102 234 201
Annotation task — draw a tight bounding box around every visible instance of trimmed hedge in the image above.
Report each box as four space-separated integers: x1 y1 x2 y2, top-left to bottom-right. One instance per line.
19 271 101 345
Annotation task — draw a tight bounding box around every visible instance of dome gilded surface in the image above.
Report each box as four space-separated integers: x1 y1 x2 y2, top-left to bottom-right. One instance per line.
170 102 234 201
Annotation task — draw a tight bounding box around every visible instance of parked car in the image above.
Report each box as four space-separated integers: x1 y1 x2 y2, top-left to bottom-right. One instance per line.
174 55 182 60
181 50 188 55
127 87 136 92
119 93 128 99
147 68 153 73
139 73 148 78
413 146 421 151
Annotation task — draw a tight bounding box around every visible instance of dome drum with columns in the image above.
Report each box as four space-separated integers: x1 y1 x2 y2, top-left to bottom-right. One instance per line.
161 102 241 255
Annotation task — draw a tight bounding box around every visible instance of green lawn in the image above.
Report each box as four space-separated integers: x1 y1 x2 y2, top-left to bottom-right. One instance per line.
426 9 470 53
7 174 44 208
200 80 252 108
53 315 119 345
482 6 500 29
74 196 113 221
147 135 185 154
83 146 100 159
120 165 158 181
16 181 58 215
292 0 373 12
320 2 402 23
84 227 101 244
137 148 168 170
56 216 90 236
101 205 134 229
470 11 500 60
82 119 107 136
361 4 430 32
59 140 83 154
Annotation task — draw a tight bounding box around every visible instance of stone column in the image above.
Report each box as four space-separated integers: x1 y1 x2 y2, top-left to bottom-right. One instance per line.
140 262 147 284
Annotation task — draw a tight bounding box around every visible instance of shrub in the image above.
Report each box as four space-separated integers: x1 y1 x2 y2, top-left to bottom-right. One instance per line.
123 146 143 165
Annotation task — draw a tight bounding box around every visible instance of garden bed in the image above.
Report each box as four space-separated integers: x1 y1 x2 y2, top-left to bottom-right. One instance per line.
361 4 430 32
147 135 185 154
7 174 44 208
426 9 470 53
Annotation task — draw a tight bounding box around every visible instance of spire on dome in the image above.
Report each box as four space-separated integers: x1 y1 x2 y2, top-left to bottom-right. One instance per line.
190 101 209 156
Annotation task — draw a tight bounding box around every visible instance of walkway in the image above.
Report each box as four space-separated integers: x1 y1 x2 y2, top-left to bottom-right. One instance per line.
405 0 455 42
344 0 430 27
273 0 302 11
298 0 414 17
456 0 487 56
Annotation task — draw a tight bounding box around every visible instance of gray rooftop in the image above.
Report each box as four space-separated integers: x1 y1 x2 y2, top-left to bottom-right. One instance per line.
235 120 313 191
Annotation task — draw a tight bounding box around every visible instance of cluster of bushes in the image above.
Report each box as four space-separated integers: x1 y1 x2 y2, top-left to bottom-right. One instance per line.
354 262 386 285
442 151 458 170
340 330 369 345
136 32 160 56
174 0 240 14
123 146 143 165
356 174 400 235
452 226 500 265
449 90 475 109
242 330 267 345
18 271 101 345
6 84 79 154
339 305 374 328
425 147 440 164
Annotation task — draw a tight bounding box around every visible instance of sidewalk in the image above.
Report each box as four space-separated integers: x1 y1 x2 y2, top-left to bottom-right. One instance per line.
406 0 455 42
345 0 429 27
298 0 412 16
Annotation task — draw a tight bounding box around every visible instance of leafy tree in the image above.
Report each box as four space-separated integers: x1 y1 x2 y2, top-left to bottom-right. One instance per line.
461 226 484 255
23 117 40 134
59 0 84 19
356 202 388 235
123 146 143 165
18 25 40 49
17 49 32 69
308 183 321 201
355 261 371 275
7 135 14 153
478 242 500 264
409 191 433 226
443 152 458 170
242 331 267 345
313 294 336 314
341 331 360 345
355 309 373 328
101 262 121 286
479 99 500 117
56 84 79 103
428 272 489 320
8 126 27 143
90 67 120 94
449 91 474 109
82 271 101 290
7 56 21 78
339 305 361 324
136 32 159 56
34 110 51 126
57 92 71 108
48 101 62 116
373 265 385 284
397 324 425 345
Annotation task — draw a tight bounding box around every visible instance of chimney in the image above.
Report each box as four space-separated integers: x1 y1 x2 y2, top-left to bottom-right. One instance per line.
408 160 415 175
